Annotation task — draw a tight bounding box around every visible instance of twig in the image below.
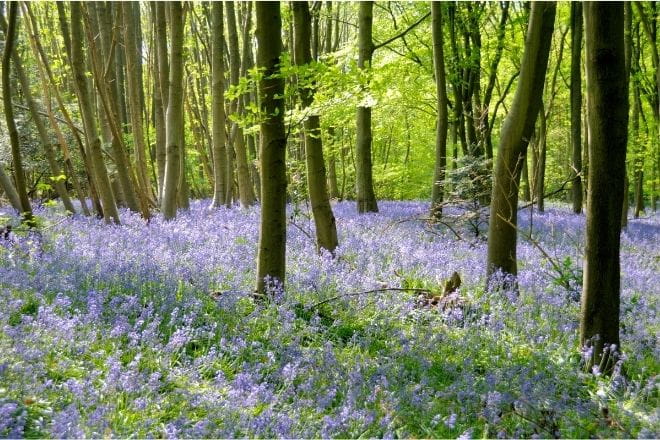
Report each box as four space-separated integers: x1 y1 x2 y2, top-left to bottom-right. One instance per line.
309 287 433 309
496 214 569 289
519 175 580 211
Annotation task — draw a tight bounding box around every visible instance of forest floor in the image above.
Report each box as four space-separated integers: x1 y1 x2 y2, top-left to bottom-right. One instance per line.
0 200 658 438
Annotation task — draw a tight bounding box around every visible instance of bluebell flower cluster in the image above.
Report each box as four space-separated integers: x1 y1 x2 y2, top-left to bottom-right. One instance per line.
0 200 657 438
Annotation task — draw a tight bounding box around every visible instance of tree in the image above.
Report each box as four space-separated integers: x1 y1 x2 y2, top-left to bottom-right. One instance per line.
355 1 378 213
255 2 287 295
430 1 449 218
161 2 185 220
210 2 227 209
226 0 256 208
2 3 33 223
580 2 629 373
292 0 339 254
486 3 556 284
68 2 120 224
570 2 583 214
122 3 152 203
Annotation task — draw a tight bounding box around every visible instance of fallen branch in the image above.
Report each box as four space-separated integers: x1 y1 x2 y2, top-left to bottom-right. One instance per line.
309 287 433 309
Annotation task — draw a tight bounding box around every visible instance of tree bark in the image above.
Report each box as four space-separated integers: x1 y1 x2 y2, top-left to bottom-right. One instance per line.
122 3 152 203
95 2 141 213
570 2 583 214
226 0 256 208
0 164 21 212
2 3 33 222
431 1 449 218
356 1 378 213
256 2 287 295
154 2 169 202
161 1 184 220
486 2 555 283
210 1 227 208
581 2 628 373
72 3 119 224
293 1 339 254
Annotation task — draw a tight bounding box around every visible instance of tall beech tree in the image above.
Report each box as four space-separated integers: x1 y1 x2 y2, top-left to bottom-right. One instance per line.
486 2 556 283
68 2 119 224
355 1 379 213
581 2 629 373
431 1 449 218
255 2 287 295
2 3 32 222
161 2 185 220
570 2 583 214
210 1 227 209
226 0 256 208
292 1 339 254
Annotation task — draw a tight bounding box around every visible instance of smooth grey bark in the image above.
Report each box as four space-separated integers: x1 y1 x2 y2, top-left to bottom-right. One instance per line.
2 3 32 222
153 2 169 201
581 1 628 373
570 2 583 214
356 1 378 213
72 3 119 224
431 1 449 218
255 2 287 295
161 1 184 220
210 1 227 208
486 2 556 283
292 1 339 254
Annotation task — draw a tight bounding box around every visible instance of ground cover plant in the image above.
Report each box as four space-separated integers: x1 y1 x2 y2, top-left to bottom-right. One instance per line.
0 201 658 438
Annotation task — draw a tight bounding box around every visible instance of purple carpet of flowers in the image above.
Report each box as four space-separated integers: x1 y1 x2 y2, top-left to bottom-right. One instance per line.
0 200 658 438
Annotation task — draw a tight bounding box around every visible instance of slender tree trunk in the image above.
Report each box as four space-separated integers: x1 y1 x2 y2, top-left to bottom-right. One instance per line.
256 2 287 295
2 3 32 222
293 1 339 254
355 1 378 213
0 164 21 212
226 0 256 208
570 2 583 214
95 2 141 213
154 2 169 202
486 3 556 283
72 3 119 224
210 1 227 208
581 2 628 373
431 1 449 218
13 51 76 214
536 102 547 212
122 3 152 203
326 126 340 198
161 1 184 220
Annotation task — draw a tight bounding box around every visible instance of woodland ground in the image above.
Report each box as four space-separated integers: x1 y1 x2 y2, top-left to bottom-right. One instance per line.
0 200 658 438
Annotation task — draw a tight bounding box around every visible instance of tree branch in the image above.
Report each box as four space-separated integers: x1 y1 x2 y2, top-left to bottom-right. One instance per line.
373 11 431 52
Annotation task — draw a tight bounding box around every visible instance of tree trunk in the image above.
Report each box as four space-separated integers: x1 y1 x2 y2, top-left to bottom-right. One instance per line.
161 1 184 220
570 2 583 214
2 3 33 222
226 0 256 208
210 2 227 208
536 102 547 212
355 1 378 213
95 2 141 213
431 1 449 218
293 1 339 254
154 2 169 202
0 165 21 212
486 3 555 283
256 2 287 295
122 3 152 203
71 3 119 224
581 2 628 373
13 51 76 214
